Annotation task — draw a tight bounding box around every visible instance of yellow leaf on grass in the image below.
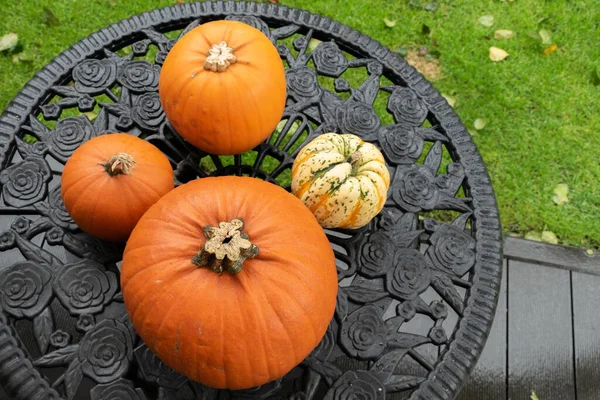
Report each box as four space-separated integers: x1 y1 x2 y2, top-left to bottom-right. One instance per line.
525 231 542 242
552 183 569 205
543 44 557 55
494 29 515 39
541 231 558 245
489 47 509 61
441 93 457 108
384 18 397 28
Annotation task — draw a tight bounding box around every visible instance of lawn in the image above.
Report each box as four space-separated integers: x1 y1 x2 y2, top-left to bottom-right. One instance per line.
1 0 599 249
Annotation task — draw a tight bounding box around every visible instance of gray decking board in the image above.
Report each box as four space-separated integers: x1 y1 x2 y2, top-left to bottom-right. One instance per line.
504 237 600 275
572 272 600 400
507 260 576 400
457 259 507 400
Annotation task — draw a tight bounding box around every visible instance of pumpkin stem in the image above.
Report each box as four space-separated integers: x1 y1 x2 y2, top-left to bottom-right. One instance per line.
203 42 237 72
191 218 259 274
102 153 137 176
348 151 363 175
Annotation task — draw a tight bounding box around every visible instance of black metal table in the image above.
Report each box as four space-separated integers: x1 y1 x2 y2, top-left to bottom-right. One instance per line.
0 2 503 399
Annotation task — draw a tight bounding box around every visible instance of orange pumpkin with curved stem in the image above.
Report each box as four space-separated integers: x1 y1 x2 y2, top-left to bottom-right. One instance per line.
159 20 287 155
61 133 174 242
120 176 338 389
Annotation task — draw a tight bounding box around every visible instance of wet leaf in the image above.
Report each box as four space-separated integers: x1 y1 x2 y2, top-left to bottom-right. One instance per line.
384 18 397 28
494 29 515 39
552 183 569 205
441 93 457 108
307 38 322 52
489 46 509 61
473 118 487 130
525 231 542 242
541 231 558 245
82 112 98 121
43 7 61 27
528 31 543 41
12 52 33 64
394 47 408 57
591 66 600 86
539 29 552 45
422 24 431 35
479 15 494 27
0 33 18 52
543 44 558 56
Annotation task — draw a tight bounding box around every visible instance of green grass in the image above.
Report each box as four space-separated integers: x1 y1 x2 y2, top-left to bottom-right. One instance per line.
1 0 599 249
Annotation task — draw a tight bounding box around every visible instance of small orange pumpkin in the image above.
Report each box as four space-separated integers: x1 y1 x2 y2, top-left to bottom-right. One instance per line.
120 176 338 389
159 20 287 155
61 133 174 242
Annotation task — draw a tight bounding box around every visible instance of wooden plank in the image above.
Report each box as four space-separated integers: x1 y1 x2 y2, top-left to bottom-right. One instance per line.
456 259 507 400
507 260 575 400
572 272 600 400
504 237 600 275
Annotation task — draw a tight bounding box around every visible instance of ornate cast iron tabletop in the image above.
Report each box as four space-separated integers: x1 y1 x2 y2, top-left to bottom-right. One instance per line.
0 2 503 399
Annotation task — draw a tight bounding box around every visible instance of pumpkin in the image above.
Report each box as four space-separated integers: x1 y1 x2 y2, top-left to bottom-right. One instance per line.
159 20 287 155
291 133 391 229
61 133 174 242
120 176 338 389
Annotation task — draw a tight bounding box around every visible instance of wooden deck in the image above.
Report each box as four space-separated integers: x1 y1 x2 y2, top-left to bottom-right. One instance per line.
457 237 600 400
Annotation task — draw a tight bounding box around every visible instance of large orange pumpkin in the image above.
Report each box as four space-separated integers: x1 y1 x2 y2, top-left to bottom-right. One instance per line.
61 133 174 242
159 20 287 155
120 176 338 389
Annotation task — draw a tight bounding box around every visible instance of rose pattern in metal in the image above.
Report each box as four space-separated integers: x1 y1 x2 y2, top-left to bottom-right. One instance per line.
0 2 502 400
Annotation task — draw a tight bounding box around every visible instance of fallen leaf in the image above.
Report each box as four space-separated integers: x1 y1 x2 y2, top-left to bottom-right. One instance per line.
408 0 422 8
82 112 98 121
552 183 569 205
43 7 60 27
543 44 557 55
494 29 515 39
541 231 558 245
384 18 397 28
467 128 478 136
418 46 429 56
586 249 595 256
12 52 33 64
489 46 509 61
473 118 487 130
539 29 552 45
591 66 600 86
425 3 439 11
525 231 542 242
175 0 184 3
307 39 322 52
0 33 18 52
479 15 494 27
268 0 279 3
441 93 457 108
528 31 543 41
531 392 540 400
394 47 408 57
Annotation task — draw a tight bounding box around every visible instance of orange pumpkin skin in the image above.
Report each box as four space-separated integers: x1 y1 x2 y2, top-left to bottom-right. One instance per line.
120 177 338 389
158 20 287 155
61 133 174 242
